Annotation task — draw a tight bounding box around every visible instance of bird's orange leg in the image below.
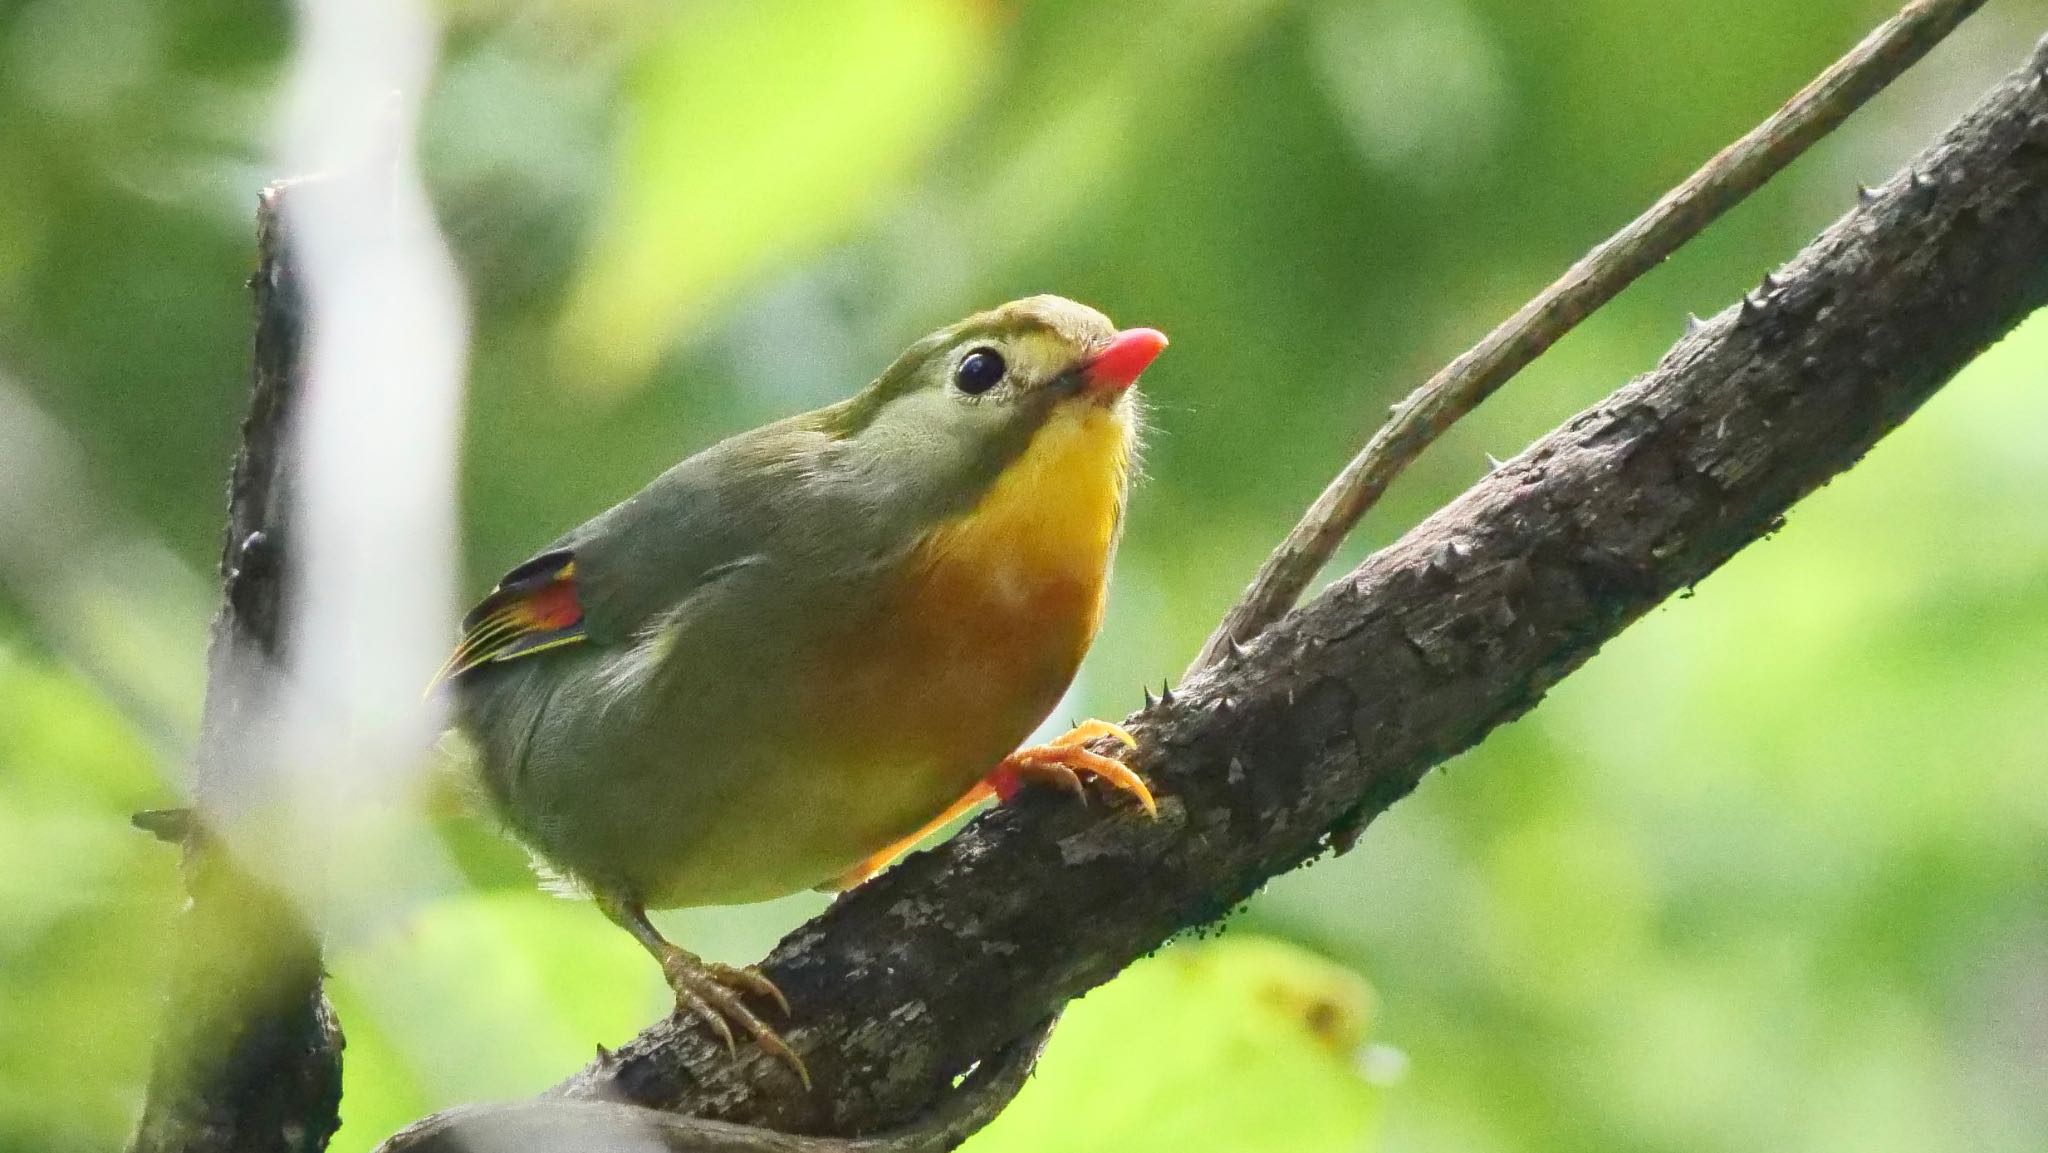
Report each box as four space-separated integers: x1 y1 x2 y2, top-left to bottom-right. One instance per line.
831 721 1157 891
828 783 996 891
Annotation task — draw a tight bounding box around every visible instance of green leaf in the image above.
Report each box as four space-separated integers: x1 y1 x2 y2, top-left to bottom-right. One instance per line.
965 936 1383 1153
326 888 661 1152
554 0 992 387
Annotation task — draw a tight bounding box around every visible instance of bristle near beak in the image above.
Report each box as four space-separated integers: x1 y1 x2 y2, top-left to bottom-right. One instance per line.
1082 328 1169 395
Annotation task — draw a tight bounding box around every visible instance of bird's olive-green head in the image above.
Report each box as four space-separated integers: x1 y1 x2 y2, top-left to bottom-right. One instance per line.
817 295 1168 522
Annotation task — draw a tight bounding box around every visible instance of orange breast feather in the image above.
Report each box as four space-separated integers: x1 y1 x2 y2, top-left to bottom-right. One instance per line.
806 404 1135 838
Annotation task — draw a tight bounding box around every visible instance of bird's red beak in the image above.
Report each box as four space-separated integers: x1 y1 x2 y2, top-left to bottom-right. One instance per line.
1083 327 1169 395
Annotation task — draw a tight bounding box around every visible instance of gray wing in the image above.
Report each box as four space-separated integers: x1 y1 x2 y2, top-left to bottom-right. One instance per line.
555 414 857 645
445 407 910 685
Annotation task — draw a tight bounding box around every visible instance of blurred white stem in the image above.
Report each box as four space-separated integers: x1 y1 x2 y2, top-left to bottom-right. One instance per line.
274 0 468 930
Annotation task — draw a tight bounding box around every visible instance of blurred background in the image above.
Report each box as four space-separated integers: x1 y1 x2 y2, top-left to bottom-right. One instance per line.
2 1 2045 1151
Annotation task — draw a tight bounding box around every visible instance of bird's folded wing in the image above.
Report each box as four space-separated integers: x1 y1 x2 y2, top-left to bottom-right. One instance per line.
431 548 586 687
434 415 860 691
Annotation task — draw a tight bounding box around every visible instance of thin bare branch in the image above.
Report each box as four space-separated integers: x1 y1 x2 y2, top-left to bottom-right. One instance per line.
1193 0 1989 671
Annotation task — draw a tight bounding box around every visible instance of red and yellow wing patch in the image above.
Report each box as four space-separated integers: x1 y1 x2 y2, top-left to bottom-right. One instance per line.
431 549 587 689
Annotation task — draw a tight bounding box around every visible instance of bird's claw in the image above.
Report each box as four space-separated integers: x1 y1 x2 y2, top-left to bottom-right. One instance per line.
659 948 810 1089
991 720 1155 816
705 960 791 1017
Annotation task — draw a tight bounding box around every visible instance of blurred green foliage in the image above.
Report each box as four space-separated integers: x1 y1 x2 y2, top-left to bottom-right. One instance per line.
2 1 2045 1151
966 937 1381 1153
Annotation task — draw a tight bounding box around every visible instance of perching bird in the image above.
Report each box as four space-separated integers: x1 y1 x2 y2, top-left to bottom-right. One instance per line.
438 296 1167 1084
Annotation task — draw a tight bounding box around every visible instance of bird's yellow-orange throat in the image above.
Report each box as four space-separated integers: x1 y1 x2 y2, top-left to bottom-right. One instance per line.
814 401 1135 842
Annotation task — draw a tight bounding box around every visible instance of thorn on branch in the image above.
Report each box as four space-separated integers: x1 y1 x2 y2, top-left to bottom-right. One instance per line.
1159 681 1177 707
1685 313 1706 335
1325 805 1370 857
132 807 195 844
1858 183 1883 206
1141 686 1157 710
1909 169 1941 204
232 529 275 582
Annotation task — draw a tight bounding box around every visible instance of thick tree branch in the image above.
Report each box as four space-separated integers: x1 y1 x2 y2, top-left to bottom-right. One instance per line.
392 34 2048 1142
1195 0 1986 670
378 1018 1054 1153
129 185 342 1153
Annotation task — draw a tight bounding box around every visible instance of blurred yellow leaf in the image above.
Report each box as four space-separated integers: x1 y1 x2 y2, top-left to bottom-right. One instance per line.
556 0 992 388
965 936 1383 1153
327 888 660 1153
0 646 175 1149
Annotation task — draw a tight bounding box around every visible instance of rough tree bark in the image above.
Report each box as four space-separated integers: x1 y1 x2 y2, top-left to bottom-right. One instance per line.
409 34 2043 1141
128 185 344 1153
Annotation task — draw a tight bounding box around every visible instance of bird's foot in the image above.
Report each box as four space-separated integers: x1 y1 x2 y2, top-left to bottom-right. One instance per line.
827 721 1156 891
989 720 1156 816
658 945 810 1089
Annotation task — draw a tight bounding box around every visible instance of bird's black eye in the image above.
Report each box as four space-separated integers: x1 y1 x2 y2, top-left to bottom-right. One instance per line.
953 348 1006 395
